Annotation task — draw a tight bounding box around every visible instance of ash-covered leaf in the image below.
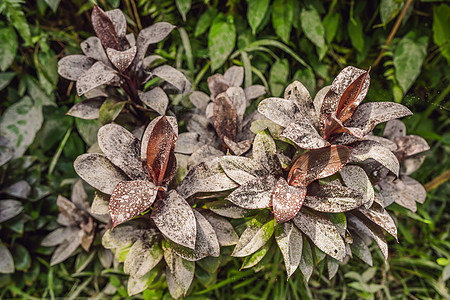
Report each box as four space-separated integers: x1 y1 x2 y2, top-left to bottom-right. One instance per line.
124 238 163 278
327 256 340 280
90 191 110 217
67 97 104 120
223 137 252 156
394 135 430 158
177 158 238 199
383 119 406 140
356 202 397 240
281 120 329 149
340 165 374 208
403 155 426 175
106 46 136 72
303 183 364 213
299 236 313 282
98 124 147 180
292 207 345 261
226 175 277 209
275 222 302 278
378 175 426 211
272 178 307 223
364 134 398 152
165 253 194 296
189 91 210 111
140 116 178 160
138 87 168 115
0 200 23 223
241 240 272 269
220 156 269 185
350 140 399 176
105 9 127 40
244 85 266 100
50 230 83 265
74 153 129 194
0 242 14 273
71 180 89 210
135 22 176 65
91 4 121 50
253 130 282 175
152 65 191 93
288 145 351 187
41 228 71 247
166 266 184 299
284 81 317 128
348 102 412 135
213 92 237 143
103 223 157 250
127 269 158 296
232 211 275 257
201 210 239 246
224 66 244 87
4 180 31 199
226 87 247 124
58 55 96 81
313 86 330 116
81 37 111 65
109 180 158 227
204 200 254 219
208 73 230 99
350 232 373 266
258 97 300 127
174 132 200 155
152 190 196 249
76 62 119 96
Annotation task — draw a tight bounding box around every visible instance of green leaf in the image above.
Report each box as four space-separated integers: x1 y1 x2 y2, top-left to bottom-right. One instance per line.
195 7 217 37
98 99 127 124
380 0 400 24
293 69 316 95
208 14 236 71
37 49 59 94
175 0 191 22
347 17 364 53
25 76 56 106
0 72 15 91
247 0 270 35
12 243 30 271
75 118 102 146
269 58 289 97
241 239 272 269
0 27 18 71
433 4 450 64
5 4 32 45
272 0 293 44
323 13 340 44
44 0 61 12
300 7 325 49
394 33 428 93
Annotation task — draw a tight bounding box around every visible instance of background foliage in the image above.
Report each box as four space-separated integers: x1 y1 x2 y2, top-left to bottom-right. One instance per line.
0 0 449 298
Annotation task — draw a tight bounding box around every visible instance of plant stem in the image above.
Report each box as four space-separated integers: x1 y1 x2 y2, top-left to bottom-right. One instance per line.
424 168 450 192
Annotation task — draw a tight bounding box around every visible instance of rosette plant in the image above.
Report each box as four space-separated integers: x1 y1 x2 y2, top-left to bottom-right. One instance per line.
176 66 265 167
73 116 239 297
58 5 190 123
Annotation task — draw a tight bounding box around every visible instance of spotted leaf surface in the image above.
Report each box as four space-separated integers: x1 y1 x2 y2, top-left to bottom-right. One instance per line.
272 178 307 223
124 238 163 278
223 137 252 156
274 221 303 278
284 81 317 128
226 175 277 209
135 22 176 64
220 156 268 185
350 140 399 176
378 175 426 212
204 200 254 219
106 46 136 72
58 55 96 81
213 92 237 143
356 202 397 239
383 119 406 140
258 97 300 127
201 210 239 246
76 62 119 96
303 183 364 213
66 97 104 120
152 65 191 93
91 5 121 50
281 120 329 149
138 87 168 115
208 73 230 99
0 200 23 223
109 180 157 227
224 66 244 87
350 232 373 266
299 237 313 281
394 135 430 159
252 131 282 175
81 37 110 65
140 116 178 160
340 165 374 208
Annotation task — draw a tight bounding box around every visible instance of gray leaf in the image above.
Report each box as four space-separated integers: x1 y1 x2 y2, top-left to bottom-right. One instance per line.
187 145 223 169
340 165 374 208
201 210 239 246
174 132 200 155
364 134 398 152
76 62 119 96
226 86 247 124
383 119 406 140
0 200 23 223
403 155 426 175
41 227 76 247
226 175 277 209
90 191 110 216
252 130 282 175
67 98 104 120
356 202 397 239
292 207 346 261
167 254 194 295
135 22 176 66
166 266 184 299
224 66 244 87
204 200 254 219
4 180 31 199
395 135 430 157
152 65 191 93
140 116 178 159
207 73 230 99
189 91 210 111
350 232 373 266
152 190 196 249
223 137 252 156
105 9 127 38
81 37 110 65
281 120 329 149
58 55 95 81
284 81 318 129
177 158 238 198
312 85 330 116
299 237 313 282
124 239 163 278
102 224 157 250
106 46 136 72
71 180 89 210
275 222 303 279
74 153 129 194
328 256 339 280
142 54 165 69
127 269 158 296
350 140 400 176
220 156 269 185
258 97 300 127
0 242 14 273
98 124 147 180
378 175 426 212
244 85 266 100
50 230 83 265
138 87 168 115
186 114 217 146
303 184 365 213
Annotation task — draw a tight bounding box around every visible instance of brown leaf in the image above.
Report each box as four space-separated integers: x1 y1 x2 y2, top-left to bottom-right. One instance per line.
335 70 370 123
288 145 351 187
272 178 307 223
213 92 237 143
91 4 121 51
146 115 178 186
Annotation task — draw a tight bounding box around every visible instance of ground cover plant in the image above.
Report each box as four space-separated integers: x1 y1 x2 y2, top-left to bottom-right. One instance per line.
0 0 449 299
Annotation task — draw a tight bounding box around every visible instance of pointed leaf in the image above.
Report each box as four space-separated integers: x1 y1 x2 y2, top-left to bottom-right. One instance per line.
208 73 230 99
0 200 23 223
204 200 254 219
152 190 196 249
80 37 110 65
213 92 237 143
0 242 14 273
293 207 346 261
253 130 282 175
335 70 370 123
66 97 104 120
166 253 194 295
284 81 317 128
299 237 313 282
209 14 236 71
328 256 340 280
138 87 168 115
109 180 158 228
106 46 136 72
189 91 210 111
201 210 239 246
152 65 191 93
378 175 426 211
226 175 277 209
174 132 200 155
241 240 272 269
350 140 399 176
223 137 251 156
224 66 244 87
140 116 178 160
275 222 302 278
91 4 121 50
58 55 95 81
166 266 184 299
281 120 329 149
340 165 374 207
76 62 119 96
105 9 127 37
135 22 175 64
127 269 158 296
303 183 365 213
226 86 247 124
394 135 430 158
313 85 330 116
272 178 307 223
350 232 373 266
244 85 266 100
356 202 397 240
258 97 300 127
50 230 83 265
220 156 269 185
124 238 163 278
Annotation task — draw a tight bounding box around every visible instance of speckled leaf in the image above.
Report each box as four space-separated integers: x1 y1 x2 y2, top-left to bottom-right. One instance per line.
350 140 399 176
394 135 430 158
281 120 329 149
303 183 364 213
166 254 194 296
106 46 136 72
50 230 83 265
204 200 254 219
356 202 397 239
189 91 210 111
98 124 147 180
335 70 370 123
90 191 110 216
348 102 412 135
288 145 351 187
177 158 238 198
166 266 184 299
57 195 84 226
91 5 120 50
284 81 317 128
258 97 299 127
313 86 330 116
124 238 162 278
76 62 118 96
350 232 373 266
209 14 236 71
365 134 398 152
103 224 157 250
138 87 168 115
220 156 268 185
58 55 95 81
253 130 282 175
223 137 251 156
109 180 158 227
378 175 426 211
80 37 110 65
383 119 406 140
0 242 14 273
140 116 178 160
152 65 191 93
105 9 127 42
0 200 23 223
293 207 346 261
232 211 275 257
67 97 104 120
135 22 175 64
41 228 71 247
174 132 200 155
403 155 426 176
244 85 266 100
272 178 307 223
224 66 244 87
127 269 158 296
299 237 313 282
275 222 302 278
340 165 374 208
241 240 272 269
226 87 246 124
99 96 126 125
152 190 196 249
201 210 239 246
213 92 237 143
74 153 129 194
226 175 277 209
208 73 230 99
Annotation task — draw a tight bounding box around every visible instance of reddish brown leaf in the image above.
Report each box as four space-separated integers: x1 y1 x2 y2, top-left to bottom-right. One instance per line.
213 92 237 144
91 4 121 51
272 178 307 223
323 114 364 140
288 145 351 187
146 115 178 186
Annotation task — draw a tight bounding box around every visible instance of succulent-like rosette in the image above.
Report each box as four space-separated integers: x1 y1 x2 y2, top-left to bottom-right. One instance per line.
73 116 238 297
58 5 190 123
176 66 266 168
